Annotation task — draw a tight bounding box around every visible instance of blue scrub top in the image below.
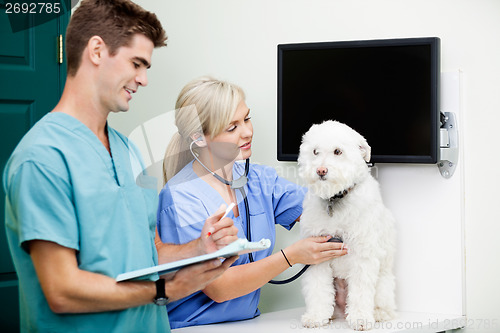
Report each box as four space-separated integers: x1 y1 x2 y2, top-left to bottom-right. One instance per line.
157 160 306 329
3 113 169 332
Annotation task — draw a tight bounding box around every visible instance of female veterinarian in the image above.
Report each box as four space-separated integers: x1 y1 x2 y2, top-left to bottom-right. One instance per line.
155 76 348 329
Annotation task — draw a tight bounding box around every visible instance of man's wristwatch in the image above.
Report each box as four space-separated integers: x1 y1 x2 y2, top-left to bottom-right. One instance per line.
153 278 169 306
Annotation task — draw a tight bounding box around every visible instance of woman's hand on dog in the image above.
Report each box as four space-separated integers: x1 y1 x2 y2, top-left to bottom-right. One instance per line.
283 236 348 266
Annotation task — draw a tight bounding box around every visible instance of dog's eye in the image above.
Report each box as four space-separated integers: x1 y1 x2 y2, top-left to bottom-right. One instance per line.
334 148 342 155
313 149 318 155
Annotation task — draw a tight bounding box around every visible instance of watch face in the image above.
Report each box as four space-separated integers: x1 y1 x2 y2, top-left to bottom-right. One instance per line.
154 297 169 306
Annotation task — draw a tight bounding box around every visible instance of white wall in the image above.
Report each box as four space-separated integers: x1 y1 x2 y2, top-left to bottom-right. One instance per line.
109 1 500 331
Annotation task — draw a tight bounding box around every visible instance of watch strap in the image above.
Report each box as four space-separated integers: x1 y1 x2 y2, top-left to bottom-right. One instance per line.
153 278 168 305
155 278 166 298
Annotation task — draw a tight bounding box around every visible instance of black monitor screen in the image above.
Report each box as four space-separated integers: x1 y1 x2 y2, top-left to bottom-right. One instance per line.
277 37 440 163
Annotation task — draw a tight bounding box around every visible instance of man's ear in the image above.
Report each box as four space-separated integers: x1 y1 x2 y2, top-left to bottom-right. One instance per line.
87 36 106 66
191 133 207 147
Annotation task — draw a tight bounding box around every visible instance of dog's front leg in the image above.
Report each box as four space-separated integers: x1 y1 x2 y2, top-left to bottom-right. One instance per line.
300 261 335 328
345 258 379 331
374 257 397 322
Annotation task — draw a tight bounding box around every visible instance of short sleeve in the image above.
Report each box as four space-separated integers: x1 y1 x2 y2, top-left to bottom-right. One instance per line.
272 175 307 229
247 165 306 230
6 161 78 253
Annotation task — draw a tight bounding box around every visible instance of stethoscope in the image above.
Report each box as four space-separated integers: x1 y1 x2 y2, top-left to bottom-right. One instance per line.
189 138 307 284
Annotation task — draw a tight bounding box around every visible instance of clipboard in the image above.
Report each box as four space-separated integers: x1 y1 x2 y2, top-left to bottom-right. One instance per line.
116 238 271 282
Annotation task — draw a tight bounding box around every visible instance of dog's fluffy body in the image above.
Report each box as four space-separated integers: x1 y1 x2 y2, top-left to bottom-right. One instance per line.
298 120 396 331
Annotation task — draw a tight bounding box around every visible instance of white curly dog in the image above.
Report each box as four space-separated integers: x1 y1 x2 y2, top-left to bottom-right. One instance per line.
298 120 396 331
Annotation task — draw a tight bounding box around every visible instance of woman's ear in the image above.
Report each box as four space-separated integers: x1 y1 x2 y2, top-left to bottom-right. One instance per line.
191 133 207 147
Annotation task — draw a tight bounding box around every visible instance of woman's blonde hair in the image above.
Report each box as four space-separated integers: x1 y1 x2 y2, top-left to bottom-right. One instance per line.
163 76 246 184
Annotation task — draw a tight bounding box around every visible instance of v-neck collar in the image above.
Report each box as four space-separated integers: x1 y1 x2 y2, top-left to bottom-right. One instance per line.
187 160 246 219
188 160 244 196
47 113 123 186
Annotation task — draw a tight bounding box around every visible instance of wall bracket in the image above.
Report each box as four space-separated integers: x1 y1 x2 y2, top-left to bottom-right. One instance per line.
438 112 458 179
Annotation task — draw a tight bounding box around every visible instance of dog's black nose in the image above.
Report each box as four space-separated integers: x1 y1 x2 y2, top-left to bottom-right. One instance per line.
316 167 328 177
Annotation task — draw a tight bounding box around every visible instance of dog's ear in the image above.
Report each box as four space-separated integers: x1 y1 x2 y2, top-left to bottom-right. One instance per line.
359 138 371 162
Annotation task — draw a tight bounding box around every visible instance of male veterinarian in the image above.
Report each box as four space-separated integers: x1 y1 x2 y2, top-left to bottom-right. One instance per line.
3 0 237 331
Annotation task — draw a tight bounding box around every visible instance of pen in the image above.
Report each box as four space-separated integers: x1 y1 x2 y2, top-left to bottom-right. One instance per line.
206 202 236 238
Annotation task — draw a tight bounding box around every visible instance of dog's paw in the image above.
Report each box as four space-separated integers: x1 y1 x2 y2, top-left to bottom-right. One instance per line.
346 312 375 331
301 312 331 328
374 307 396 322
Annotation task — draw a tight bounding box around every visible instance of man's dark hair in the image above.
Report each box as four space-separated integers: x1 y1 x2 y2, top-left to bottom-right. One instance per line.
66 0 167 76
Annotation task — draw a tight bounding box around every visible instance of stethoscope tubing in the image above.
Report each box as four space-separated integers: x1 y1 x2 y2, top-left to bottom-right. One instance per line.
189 140 308 284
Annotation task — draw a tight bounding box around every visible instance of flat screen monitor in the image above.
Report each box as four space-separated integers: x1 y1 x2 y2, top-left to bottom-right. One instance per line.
277 37 440 163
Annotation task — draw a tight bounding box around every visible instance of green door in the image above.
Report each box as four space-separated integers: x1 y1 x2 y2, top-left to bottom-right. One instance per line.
0 4 69 331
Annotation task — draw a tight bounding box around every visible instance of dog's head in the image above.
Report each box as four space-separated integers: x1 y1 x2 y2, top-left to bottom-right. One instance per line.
298 120 371 199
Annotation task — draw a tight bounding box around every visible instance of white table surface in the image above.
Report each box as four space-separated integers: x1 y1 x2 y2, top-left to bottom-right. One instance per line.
173 307 465 333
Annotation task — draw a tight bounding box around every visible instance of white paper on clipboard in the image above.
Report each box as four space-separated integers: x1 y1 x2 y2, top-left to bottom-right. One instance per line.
116 238 271 282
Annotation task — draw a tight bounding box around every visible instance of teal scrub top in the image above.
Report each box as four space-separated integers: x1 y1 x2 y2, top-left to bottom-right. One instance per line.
3 113 170 332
